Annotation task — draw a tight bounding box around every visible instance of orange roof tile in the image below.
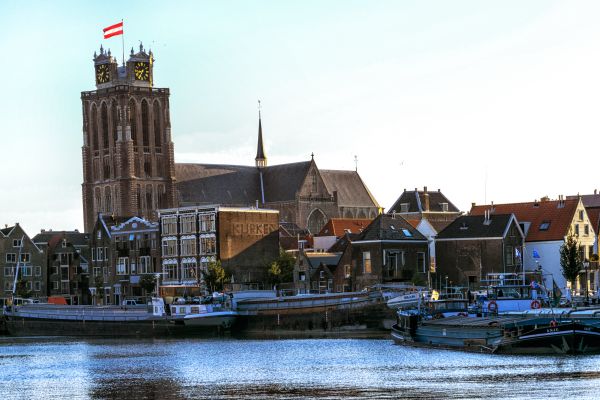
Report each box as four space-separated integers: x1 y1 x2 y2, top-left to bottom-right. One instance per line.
470 199 579 242
317 218 373 237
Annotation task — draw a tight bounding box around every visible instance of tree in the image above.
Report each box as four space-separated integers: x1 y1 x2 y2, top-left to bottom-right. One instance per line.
276 249 296 283
140 274 157 295
560 229 581 291
267 261 282 286
202 260 228 293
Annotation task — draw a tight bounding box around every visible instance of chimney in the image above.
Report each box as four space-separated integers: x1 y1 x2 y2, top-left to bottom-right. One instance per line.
471 202 476 209
423 190 430 211
595 189 598 195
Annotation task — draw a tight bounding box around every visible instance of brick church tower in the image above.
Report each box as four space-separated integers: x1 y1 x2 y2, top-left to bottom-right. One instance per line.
81 43 176 232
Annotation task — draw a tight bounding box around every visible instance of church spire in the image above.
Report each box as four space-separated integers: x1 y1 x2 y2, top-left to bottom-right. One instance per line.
255 100 267 168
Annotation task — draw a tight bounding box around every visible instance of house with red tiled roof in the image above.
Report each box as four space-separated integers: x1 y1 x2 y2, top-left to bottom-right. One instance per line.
313 218 372 252
470 197 596 292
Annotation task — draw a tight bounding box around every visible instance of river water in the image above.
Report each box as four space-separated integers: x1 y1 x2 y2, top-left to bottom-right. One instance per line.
1 337 599 399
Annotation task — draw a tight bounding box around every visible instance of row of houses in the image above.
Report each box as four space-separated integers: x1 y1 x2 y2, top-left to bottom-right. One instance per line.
0 206 279 305
2 187 599 304
294 188 600 297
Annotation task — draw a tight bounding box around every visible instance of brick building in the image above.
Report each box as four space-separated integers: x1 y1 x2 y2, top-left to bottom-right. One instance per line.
81 44 176 233
33 230 91 304
0 224 45 300
159 206 279 298
90 215 160 305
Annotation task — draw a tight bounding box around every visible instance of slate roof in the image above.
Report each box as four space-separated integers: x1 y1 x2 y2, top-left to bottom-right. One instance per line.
0 226 14 236
320 170 380 208
328 232 360 252
436 214 516 240
567 194 600 208
175 161 379 209
317 218 373 237
255 116 266 161
389 188 460 214
357 214 427 242
305 252 342 268
262 161 311 202
470 199 579 242
175 163 261 206
33 231 90 247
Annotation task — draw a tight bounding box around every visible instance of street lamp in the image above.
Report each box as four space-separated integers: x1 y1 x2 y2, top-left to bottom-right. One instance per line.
583 261 590 305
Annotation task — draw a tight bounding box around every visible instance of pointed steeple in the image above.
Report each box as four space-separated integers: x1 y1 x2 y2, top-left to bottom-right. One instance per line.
255 102 267 168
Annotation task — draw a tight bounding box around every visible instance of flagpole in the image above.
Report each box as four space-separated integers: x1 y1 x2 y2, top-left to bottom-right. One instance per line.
121 19 125 66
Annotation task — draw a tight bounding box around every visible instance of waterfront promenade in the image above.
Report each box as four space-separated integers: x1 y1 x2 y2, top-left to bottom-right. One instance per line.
0 337 598 399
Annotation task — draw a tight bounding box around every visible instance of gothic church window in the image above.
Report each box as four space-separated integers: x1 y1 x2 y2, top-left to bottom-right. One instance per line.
91 104 98 151
142 99 150 150
101 103 109 151
153 101 162 150
112 102 119 143
104 186 112 213
146 184 153 211
129 98 137 143
308 209 327 234
311 171 318 193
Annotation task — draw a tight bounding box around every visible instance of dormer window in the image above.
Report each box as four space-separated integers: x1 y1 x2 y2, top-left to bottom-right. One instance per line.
460 222 468 230
539 221 551 231
579 210 585 221
400 203 409 213
441 202 449 212
402 229 412 237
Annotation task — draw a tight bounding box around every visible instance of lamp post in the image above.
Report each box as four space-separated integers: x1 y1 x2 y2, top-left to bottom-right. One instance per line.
583 261 590 304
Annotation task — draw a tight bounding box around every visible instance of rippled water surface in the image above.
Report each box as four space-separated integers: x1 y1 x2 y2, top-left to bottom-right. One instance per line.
1 336 600 399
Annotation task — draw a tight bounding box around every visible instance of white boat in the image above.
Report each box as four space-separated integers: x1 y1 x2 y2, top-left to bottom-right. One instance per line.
169 302 237 330
387 293 421 310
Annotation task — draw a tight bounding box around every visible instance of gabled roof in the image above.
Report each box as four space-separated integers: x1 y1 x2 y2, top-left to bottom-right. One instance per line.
0 226 15 236
328 233 359 252
262 161 312 202
304 252 342 268
356 214 427 242
567 194 600 208
320 170 380 208
33 231 90 247
317 218 373 237
389 188 460 214
436 214 518 240
470 199 579 242
175 163 261 206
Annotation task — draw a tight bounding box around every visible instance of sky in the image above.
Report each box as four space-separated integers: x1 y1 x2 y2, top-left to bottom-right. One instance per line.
1 0 599 235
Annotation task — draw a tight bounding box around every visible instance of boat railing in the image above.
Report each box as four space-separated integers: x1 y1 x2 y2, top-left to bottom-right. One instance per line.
8 309 154 321
235 292 376 311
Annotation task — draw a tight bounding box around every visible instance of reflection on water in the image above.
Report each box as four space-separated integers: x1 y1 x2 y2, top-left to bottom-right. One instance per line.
0 337 599 399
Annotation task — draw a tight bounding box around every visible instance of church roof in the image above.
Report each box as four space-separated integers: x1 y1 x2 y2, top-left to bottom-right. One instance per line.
255 116 266 162
262 161 312 202
320 170 380 208
175 163 261 206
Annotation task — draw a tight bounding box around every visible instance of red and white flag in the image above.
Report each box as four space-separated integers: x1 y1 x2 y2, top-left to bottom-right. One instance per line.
103 21 123 39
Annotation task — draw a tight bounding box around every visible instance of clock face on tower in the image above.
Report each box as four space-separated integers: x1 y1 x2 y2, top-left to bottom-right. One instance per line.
134 62 150 81
95 64 110 84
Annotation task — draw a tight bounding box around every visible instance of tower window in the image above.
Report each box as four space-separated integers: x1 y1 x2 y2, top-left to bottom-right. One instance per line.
112 102 119 143
101 103 109 151
91 104 98 152
142 100 150 150
311 171 317 193
129 99 137 144
153 101 162 150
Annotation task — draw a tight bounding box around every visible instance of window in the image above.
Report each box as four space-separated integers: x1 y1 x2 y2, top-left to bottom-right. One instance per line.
539 221 551 231
163 263 178 280
385 251 399 279
344 264 351 278
441 203 449 212
299 271 306 281
311 171 318 193
22 266 32 277
505 245 514 266
20 253 30 263
92 248 96 261
417 252 426 273
52 281 59 290
61 266 69 281
200 236 216 254
400 203 409 213
117 257 129 275
4 267 14 277
105 247 109 261
5 253 16 263
34 281 41 291
402 229 412 237
585 224 590 236
362 252 371 274
139 256 152 274
575 224 580 236
97 247 104 262
13 239 22 248
199 213 216 232
161 217 178 235
93 267 101 277
34 266 41 276
182 260 197 281
180 237 197 256
580 210 585 221
162 238 178 256
26 281 32 291
180 215 196 234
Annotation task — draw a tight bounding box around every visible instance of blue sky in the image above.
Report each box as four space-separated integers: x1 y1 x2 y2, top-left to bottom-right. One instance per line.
1 1 599 234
